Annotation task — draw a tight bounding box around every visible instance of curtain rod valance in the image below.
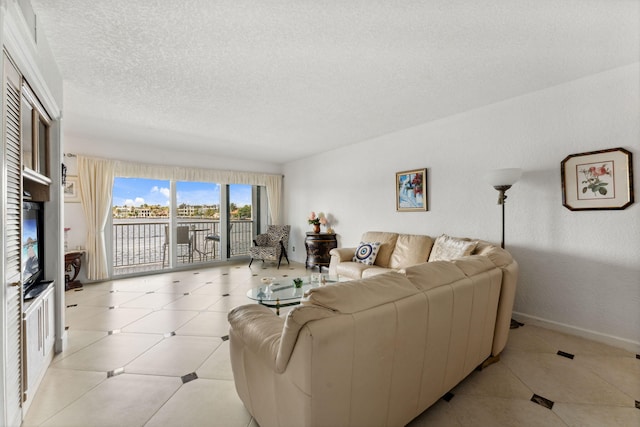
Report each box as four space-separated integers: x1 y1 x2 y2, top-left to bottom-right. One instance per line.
78 155 283 186
77 155 283 225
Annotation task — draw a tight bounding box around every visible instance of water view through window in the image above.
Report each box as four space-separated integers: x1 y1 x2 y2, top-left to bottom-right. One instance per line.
112 177 254 275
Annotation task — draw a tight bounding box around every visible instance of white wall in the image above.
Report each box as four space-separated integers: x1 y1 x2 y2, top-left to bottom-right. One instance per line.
283 63 640 351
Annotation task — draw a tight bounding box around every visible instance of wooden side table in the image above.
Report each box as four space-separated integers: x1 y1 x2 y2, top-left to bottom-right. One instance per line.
305 233 338 270
64 251 85 290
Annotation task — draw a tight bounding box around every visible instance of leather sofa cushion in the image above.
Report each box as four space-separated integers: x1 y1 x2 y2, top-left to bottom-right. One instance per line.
389 234 434 269
336 261 372 279
452 255 496 276
428 234 478 261
362 266 393 278
301 271 418 314
402 261 467 291
473 241 513 268
361 231 399 267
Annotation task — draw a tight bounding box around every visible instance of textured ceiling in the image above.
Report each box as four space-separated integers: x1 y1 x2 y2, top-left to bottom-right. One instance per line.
30 0 638 164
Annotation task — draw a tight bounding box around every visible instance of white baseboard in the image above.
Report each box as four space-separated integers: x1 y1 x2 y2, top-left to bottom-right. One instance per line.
512 311 640 355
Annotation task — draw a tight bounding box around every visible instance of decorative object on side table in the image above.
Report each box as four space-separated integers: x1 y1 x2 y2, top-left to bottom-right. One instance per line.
293 278 303 288
561 147 634 211
396 168 428 211
308 211 328 233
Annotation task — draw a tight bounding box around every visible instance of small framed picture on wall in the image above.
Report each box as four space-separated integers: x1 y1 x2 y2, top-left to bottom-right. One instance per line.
561 147 634 211
64 175 80 203
396 168 427 211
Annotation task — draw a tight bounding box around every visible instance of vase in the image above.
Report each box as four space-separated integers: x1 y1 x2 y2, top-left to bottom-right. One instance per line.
313 224 321 233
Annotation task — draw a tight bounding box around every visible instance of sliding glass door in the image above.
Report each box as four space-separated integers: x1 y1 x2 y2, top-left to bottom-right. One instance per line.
112 177 170 275
175 181 220 263
112 178 258 276
228 184 253 258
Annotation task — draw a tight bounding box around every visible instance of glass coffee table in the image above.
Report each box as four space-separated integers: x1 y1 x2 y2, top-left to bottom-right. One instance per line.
246 275 342 315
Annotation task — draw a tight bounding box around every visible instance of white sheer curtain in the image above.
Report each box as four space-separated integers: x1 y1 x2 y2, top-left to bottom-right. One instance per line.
75 155 283 279
77 156 116 280
264 174 283 224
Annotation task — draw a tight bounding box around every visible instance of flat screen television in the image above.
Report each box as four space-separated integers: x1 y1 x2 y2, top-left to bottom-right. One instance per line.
22 201 44 296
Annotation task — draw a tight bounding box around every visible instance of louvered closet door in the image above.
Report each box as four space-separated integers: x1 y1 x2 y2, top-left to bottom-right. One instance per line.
3 53 23 426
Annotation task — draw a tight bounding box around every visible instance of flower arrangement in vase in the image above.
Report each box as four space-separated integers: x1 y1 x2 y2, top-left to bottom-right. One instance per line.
308 211 328 233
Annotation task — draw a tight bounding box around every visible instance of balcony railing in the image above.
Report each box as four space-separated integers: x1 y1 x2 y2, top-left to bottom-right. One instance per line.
112 219 254 275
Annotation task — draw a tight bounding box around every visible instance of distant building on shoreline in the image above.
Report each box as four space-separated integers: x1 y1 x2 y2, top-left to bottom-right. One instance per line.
112 204 220 219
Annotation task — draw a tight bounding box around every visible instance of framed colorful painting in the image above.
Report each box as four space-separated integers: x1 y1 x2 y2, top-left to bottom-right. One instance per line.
396 168 427 211
561 147 634 211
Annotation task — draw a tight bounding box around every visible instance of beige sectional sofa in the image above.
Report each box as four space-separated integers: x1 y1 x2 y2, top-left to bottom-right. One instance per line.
329 231 434 279
329 231 505 280
228 234 518 427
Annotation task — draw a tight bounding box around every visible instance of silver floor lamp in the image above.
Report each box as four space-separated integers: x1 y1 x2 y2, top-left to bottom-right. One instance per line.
487 168 523 329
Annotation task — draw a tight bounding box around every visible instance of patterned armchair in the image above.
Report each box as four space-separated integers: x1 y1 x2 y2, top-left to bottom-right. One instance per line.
248 225 291 269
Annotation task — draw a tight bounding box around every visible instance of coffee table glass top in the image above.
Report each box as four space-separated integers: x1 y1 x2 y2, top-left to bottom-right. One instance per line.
246 275 342 303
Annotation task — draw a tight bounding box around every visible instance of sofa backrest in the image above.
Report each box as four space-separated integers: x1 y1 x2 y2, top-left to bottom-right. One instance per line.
360 231 399 267
281 256 503 426
472 240 513 268
300 271 418 313
275 271 419 372
388 233 434 269
402 260 467 291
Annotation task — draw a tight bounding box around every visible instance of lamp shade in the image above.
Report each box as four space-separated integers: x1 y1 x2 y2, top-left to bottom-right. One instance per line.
486 168 522 186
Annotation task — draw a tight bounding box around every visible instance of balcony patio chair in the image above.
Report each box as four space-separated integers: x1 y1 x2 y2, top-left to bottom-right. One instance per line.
248 225 290 269
203 223 233 260
162 225 193 267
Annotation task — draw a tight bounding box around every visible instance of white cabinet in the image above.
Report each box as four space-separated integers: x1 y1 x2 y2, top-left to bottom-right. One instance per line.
23 283 55 401
42 288 55 354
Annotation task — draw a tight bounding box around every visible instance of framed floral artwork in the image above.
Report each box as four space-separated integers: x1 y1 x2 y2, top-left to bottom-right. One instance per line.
63 175 80 203
396 168 427 211
561 147 634 211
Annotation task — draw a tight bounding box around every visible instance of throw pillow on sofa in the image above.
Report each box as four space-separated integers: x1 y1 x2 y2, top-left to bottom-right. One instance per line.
428 234 478 261
353 241 381 265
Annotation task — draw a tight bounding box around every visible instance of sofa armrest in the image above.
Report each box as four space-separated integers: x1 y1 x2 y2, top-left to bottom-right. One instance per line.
276 306 334 372
330 247 356 261
492 260 519 356
228 304 285 370
328 247 357 276
229 303 335 374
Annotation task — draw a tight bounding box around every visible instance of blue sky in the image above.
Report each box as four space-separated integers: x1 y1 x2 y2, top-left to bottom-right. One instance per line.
112 178 252 207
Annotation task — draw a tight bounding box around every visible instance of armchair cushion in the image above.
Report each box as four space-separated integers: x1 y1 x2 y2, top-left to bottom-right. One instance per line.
255 233 270 246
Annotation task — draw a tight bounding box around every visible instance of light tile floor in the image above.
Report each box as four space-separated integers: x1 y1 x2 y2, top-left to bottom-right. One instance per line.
23 261 640 427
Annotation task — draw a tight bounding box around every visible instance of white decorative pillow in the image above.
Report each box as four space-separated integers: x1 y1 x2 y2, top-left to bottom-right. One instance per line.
353 242 381 265
428 234 478 262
